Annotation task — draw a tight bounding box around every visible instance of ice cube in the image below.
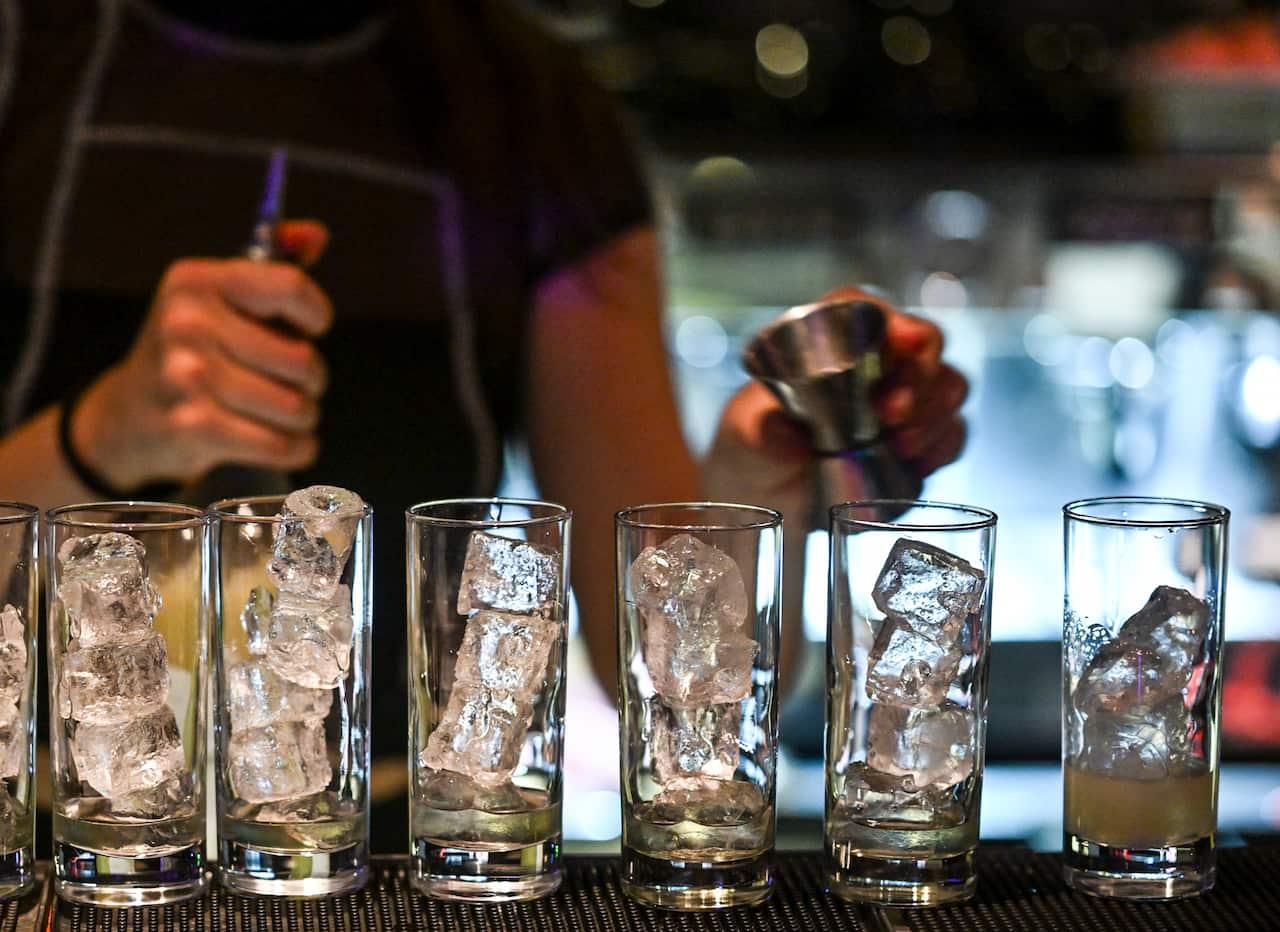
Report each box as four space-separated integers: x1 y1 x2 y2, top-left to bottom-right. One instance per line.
0 605 27 705
1078 697 1202 780
268 486 363 602
110 772 195 819
456 532 560 618
1117 586 1211 673
264 590 353 689
651 702 741 783
241 586 273 656
268 523 342 600
631 534 755 705
638 777 765 826
866 703 974 789
227 660 332 731
60 630 170 724
71 707 185 799
452 611 558 702
57 532 160 645
228 721 331 804
0 703 24 779
643 626 758 706
1065 611 1112 673
420 685 530 782
1074 641 1173 715
872 538 984 640
865 619 961 708
280 486 364 566
837 762 965 826
417 769 533 813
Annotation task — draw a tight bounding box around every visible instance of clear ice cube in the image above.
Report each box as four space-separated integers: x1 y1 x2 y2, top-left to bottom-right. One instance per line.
1074 587 1211 715
60 630 170 724
1116 586 1211 673
866 702 974 789
453 611 558 701
865 619 961 708
0 604 27 705
456 532 561 618
420 686 530 783
110 772 195 819
228 721 331 804
268 523 342 600
631 534 755 705
872 538 984 640
227 659 332 731
241 586 273 656
70 707 185 799
0 703 24 779
638 777 765 826
651 702 741 783
417 768 533 813
280 486 363 567
57 532 160 645
837 762 965 826
264 590 353 689
1078 697 1201 780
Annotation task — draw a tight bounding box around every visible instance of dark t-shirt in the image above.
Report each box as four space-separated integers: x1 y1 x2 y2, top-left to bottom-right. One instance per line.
0 0 650 843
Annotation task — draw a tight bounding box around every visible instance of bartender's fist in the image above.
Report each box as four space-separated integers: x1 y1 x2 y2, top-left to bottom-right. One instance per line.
68 220 332 491
704 287 968 516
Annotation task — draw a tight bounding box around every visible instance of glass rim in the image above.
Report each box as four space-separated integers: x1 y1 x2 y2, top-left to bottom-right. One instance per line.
1062 496 1230 528
615 501 782 531
830 499 997 532
0 501 38 523
209 494 373 524
406 497 571 529
47 501 208 532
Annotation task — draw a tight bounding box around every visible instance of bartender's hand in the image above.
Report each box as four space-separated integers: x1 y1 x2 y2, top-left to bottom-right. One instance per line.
68 220 332 492
703 286 968 514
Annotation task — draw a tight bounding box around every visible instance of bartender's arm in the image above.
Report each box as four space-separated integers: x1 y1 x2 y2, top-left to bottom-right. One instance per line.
0 222 332 509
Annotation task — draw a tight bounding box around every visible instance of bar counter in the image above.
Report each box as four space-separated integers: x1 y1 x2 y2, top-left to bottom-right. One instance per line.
5 846 1277 932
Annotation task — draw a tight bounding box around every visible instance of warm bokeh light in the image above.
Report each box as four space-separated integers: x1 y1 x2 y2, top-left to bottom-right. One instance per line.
755 23 809 79
881 16 931 67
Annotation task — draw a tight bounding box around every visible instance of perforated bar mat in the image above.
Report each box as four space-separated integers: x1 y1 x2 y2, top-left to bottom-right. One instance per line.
39 849 1280 931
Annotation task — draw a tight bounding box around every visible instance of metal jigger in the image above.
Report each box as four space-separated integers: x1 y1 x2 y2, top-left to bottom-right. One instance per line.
742 295 922 526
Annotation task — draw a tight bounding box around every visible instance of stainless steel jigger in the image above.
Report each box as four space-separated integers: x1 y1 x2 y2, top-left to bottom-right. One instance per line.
742 295 922 525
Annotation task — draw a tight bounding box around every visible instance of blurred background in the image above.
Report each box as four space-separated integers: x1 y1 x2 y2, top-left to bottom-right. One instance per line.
501 0 1280 851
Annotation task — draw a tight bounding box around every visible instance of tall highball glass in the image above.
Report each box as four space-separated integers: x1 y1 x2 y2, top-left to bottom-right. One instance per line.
825 500 996 907
616 503 781 910
211 490 372 897
407 498 570 901
47 502 210 906
0 504 37 899
1062 497 1227 899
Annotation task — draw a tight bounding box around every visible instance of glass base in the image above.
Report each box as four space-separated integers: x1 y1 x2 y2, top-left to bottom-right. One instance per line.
411 835 562 902
54 841 205 906
0 847 34 900
218 839 368 897
622 848 772 910
827 849 976 907
1063 832 1215 900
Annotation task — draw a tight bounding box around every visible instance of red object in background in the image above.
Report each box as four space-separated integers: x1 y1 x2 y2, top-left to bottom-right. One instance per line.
1223 641 1280 748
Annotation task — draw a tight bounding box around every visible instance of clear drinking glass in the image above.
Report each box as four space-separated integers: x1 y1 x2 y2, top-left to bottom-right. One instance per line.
1062 497 1228 900
210 492 372 896
616 502 781 910
407 498 570 901
825 500 996 907
0 504 37 899
47 502 210 906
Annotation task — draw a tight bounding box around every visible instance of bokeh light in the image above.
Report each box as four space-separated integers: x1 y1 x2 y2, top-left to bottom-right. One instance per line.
756 23 809 79
882 16 931 66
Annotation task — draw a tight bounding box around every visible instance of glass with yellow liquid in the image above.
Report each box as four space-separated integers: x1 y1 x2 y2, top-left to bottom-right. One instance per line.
1062 497 1228 900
